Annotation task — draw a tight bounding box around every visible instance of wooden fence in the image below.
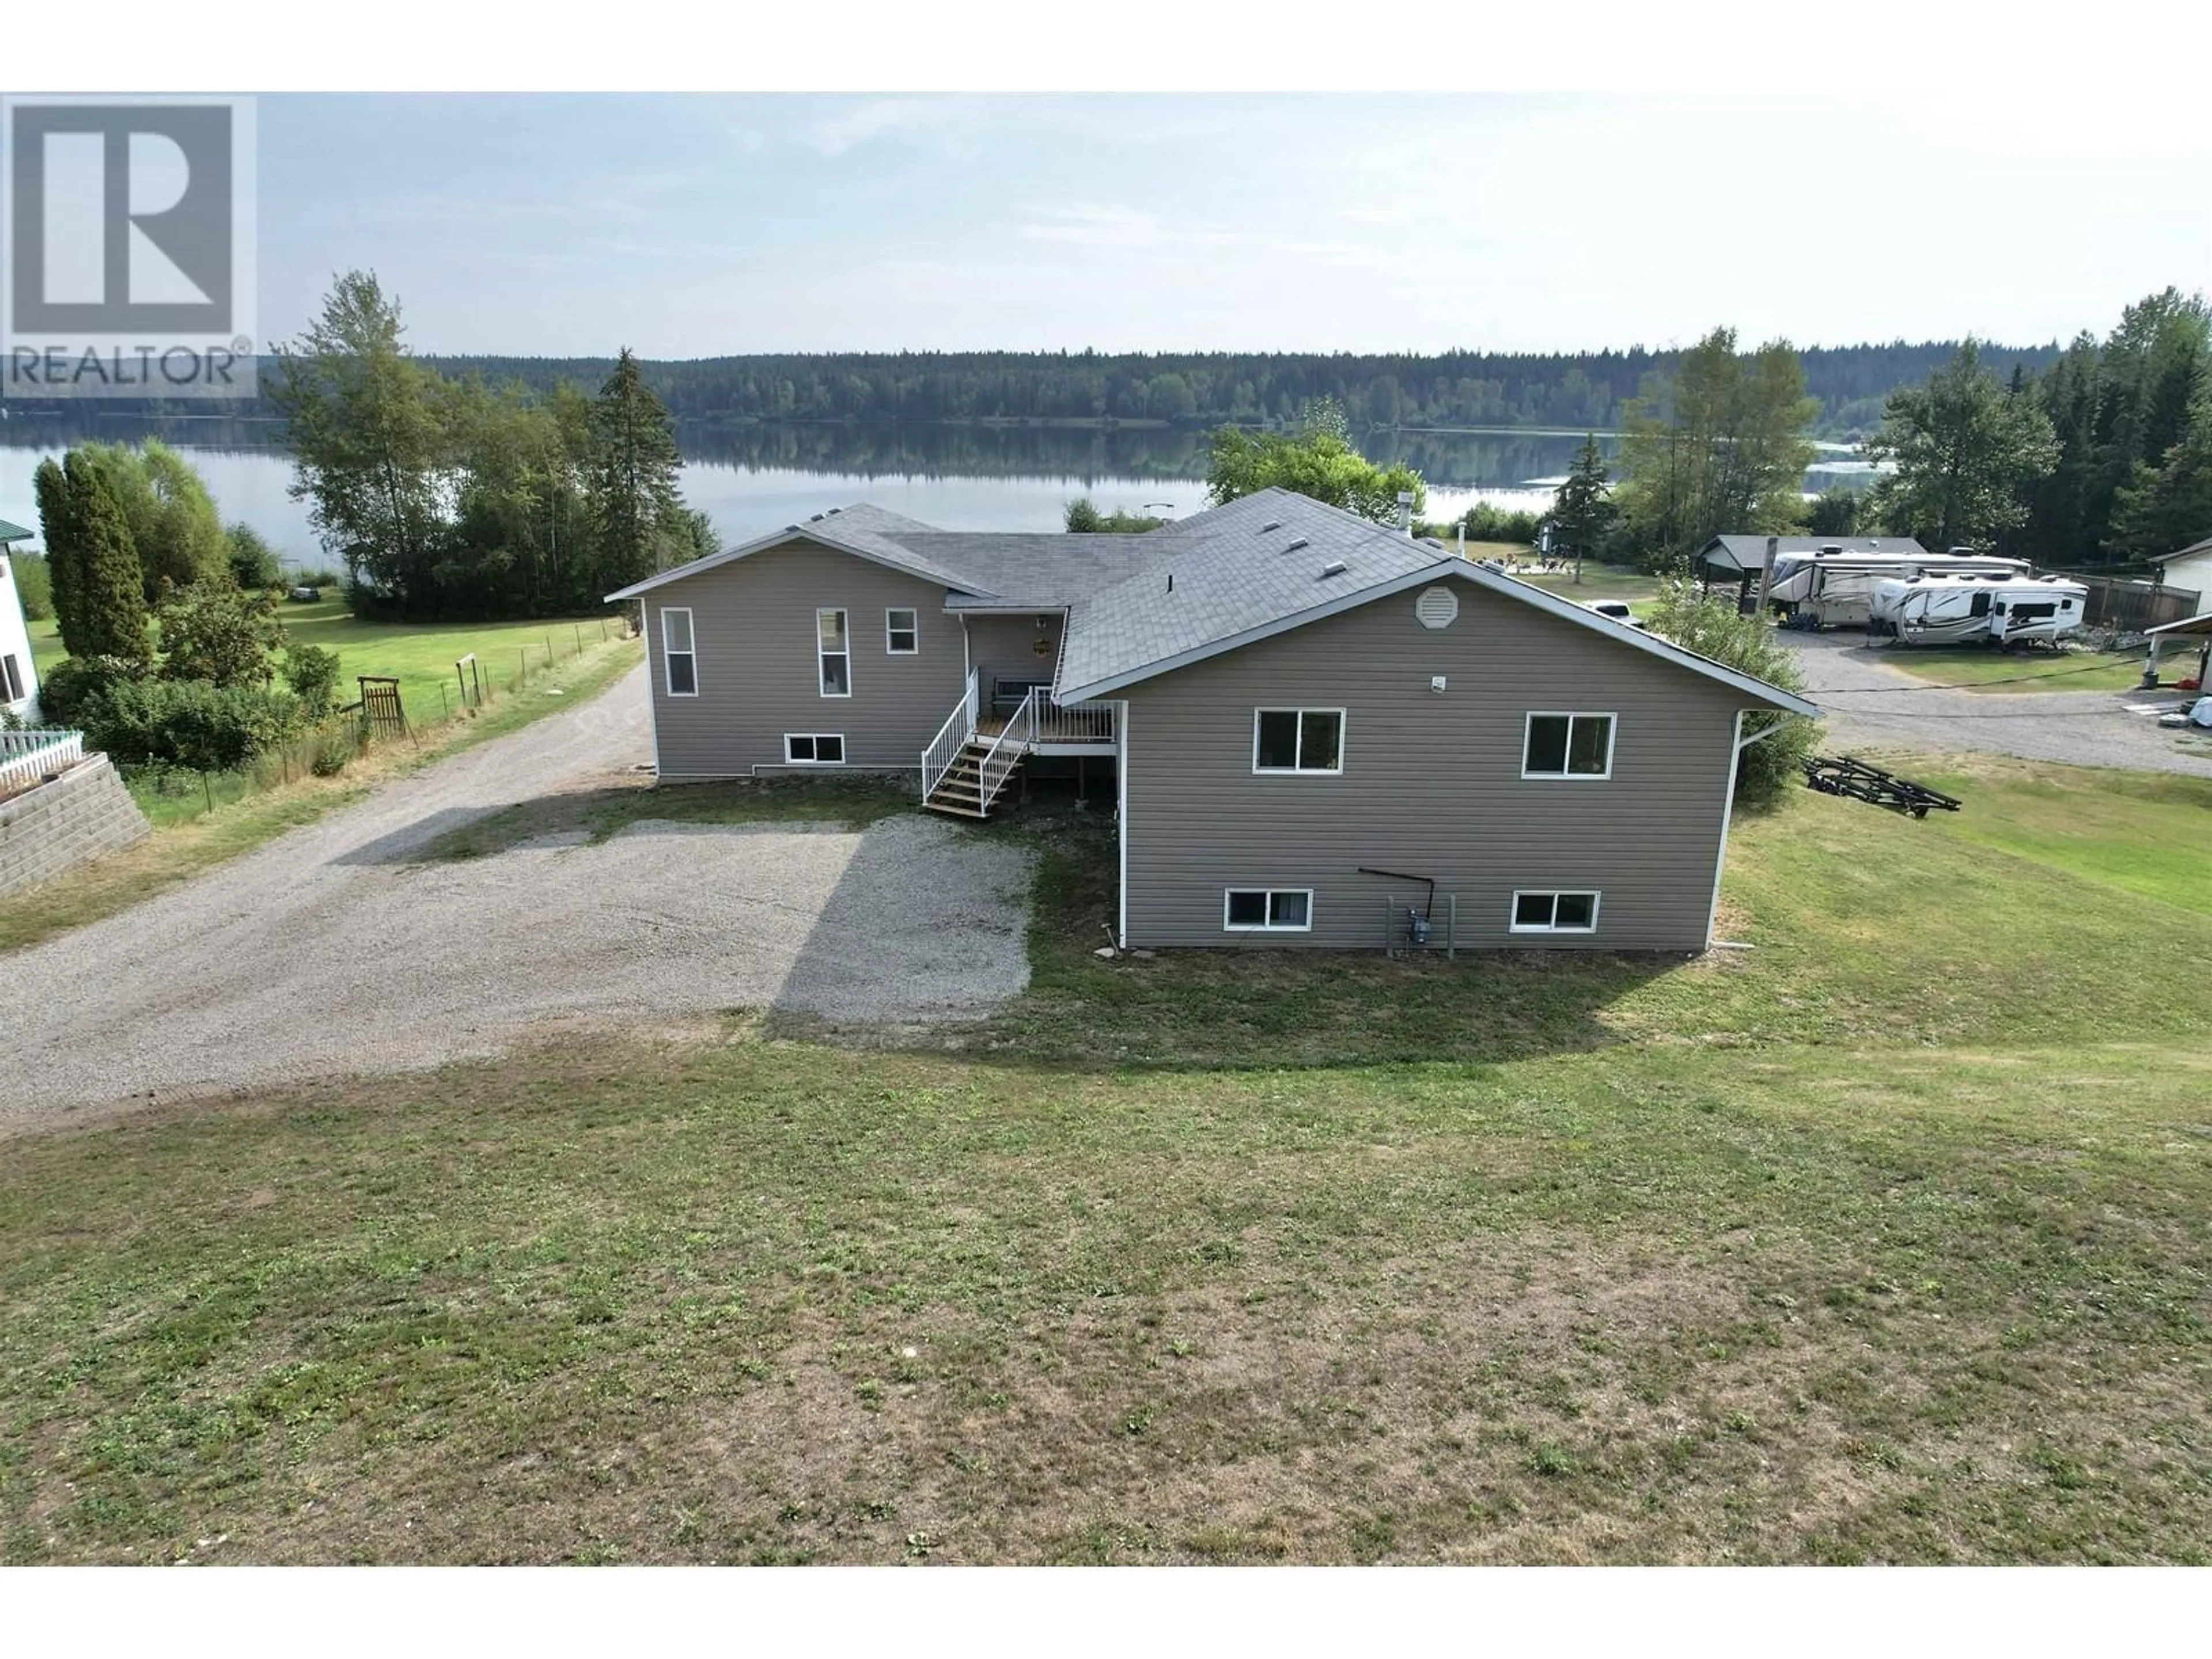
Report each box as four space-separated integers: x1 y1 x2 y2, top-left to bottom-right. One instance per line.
2070 574 2203 634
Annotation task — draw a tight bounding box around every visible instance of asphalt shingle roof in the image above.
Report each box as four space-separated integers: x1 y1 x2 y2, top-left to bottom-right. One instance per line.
608 490 1811 715
896 533 1184 608
1055 490 1448 698
0 517 32 543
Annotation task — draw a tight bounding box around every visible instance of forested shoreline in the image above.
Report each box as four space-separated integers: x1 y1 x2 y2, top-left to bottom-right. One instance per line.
3 340 2062 441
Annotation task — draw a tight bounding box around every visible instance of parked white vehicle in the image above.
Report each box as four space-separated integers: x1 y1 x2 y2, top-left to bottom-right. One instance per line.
1767 548 2027 630
1581 599 1645 630
1870 573 2089 646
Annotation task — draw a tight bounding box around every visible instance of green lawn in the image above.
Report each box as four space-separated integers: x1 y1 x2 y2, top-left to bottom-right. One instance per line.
1518 562 1661 604
29 601 626 729
2 755 2209 1563
0 635 642 956
1877 644 2152 694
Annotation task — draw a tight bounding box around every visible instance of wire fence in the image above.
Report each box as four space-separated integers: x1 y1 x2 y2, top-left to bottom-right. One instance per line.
115 614 637 828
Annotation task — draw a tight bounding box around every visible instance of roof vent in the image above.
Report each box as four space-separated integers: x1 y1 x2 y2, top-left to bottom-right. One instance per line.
1819 544 1844 555
1319 560 1349 579
1283 537 1309 554
808 513 824 522
1260 520 1282 533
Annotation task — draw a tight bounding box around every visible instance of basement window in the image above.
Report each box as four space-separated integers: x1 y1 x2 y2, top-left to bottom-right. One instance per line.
1224 889 1313 932
785 734 846 765
1510 891 1600 934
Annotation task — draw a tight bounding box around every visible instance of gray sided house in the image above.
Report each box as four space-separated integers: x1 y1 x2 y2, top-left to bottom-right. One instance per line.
609 490 1817 953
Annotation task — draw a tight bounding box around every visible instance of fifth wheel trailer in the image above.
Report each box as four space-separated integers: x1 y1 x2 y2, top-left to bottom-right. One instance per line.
1765 548 2028 630
1870 573 2089 646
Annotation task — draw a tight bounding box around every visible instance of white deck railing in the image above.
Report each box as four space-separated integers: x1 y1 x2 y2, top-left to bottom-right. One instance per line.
0 729 84 798
975 685 1038 809
921 668 980 800
1033 698 1116 745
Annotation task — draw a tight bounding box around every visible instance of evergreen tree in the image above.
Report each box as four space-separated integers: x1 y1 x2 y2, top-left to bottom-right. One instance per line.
1865 341 2058 553
1548 434 1615 582
32 459 86 657
65 454 154 664
2109 408 2212 559
589 347 684 592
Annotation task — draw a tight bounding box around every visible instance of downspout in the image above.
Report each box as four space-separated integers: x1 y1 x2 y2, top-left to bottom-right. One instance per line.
1705 710 1794 949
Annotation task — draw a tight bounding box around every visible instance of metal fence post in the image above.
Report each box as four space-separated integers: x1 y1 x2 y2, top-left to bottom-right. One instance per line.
1446 894 1457 960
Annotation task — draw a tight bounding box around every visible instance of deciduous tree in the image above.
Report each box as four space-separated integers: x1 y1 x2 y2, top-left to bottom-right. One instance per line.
1865 341 2058 552
1205 397 1425 525
272 270 454 609
1614 329 1817 570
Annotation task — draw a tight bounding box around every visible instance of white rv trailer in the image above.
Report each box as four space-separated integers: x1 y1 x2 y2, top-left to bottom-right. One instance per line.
1766 546 2029 630
1870 573 2089 646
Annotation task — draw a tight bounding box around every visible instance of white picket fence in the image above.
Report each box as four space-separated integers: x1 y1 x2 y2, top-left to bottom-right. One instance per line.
0 729 84 798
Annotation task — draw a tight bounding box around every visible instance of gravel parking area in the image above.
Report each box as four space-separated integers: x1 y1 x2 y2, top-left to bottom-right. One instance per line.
0 665 1034 1126
1789 632 2212 776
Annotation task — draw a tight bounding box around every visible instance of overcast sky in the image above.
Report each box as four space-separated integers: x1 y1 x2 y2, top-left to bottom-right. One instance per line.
255 93 2212 359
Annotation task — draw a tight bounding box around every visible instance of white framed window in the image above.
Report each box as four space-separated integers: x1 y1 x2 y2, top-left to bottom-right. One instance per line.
1224 888 1313 932
784 733 846 764
1252 708 1345 774
817 608 851 696
1522 712 1614 779
1 653 24 703
661 607 697 697
885 607 919 654
1510 891 1600 934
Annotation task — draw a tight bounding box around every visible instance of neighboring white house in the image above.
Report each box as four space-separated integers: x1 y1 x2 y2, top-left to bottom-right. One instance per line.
0 517 40 722
2149 536 2212 604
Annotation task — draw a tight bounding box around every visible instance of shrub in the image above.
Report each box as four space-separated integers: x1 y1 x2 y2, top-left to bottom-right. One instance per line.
309 724 357 777
1459 502 1543 545
80 677 301 773
285 645 343 719
32 653 150 730
1641 579 1821 809
9 550 54 620
157 581 286 688
226 522 283 589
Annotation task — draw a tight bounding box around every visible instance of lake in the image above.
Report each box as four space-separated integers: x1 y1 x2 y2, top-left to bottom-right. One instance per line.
0 418 1873 565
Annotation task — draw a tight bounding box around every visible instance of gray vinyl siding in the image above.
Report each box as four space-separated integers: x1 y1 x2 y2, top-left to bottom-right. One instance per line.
962 612 1065 709
644 541 966 777
1120 581 1770 951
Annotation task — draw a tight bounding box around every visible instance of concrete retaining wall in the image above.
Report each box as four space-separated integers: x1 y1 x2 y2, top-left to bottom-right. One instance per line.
0 755 152 897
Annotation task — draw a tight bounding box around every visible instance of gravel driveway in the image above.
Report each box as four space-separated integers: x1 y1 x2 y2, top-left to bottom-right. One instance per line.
1789 632 2212 777
0 665 1034 1126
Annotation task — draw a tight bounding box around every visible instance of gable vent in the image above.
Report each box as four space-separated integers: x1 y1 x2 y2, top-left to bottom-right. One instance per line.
1319 560 1349 579
1283 537 1310 554
1260 520 1282 533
